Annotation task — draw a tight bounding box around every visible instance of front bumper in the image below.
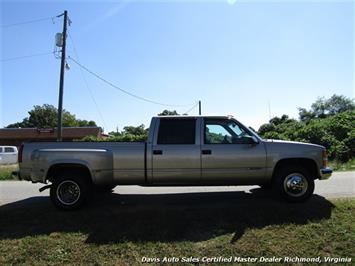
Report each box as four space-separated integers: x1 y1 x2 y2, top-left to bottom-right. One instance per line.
320 167 333 180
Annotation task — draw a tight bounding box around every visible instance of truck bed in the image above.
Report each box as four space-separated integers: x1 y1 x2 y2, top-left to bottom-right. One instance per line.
20 141 147 185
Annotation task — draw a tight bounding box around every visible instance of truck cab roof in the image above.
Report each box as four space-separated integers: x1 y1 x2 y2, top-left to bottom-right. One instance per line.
153 115 235 119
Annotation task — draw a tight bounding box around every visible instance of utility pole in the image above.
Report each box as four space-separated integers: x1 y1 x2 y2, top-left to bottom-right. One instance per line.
199 100 201 115
57 10 68 141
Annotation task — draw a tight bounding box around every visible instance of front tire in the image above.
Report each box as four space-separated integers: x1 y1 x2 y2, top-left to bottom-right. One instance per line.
50 172 91 210
273 166 314 202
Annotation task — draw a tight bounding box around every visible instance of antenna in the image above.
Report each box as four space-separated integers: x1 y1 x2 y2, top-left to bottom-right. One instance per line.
268 100 271 120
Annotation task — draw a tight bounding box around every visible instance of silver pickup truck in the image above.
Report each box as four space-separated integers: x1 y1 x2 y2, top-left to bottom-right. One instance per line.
18 116 332 210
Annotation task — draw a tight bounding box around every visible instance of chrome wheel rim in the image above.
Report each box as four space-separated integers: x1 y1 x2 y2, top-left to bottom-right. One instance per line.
56 180 81 205
283 173 308 197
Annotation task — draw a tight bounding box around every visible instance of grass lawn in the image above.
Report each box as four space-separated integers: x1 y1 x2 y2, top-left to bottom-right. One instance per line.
329 158 355 172
0 192 353 265
0 164 18 181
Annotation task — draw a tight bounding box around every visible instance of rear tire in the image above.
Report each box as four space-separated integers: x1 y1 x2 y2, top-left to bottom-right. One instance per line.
50 172 92 210
273 165 314 202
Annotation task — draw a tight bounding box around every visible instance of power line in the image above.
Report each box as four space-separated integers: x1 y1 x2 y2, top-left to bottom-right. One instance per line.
1 16 56 28
0 51 54 62
68 56 195 107
68 33 108 131
183 102 199 114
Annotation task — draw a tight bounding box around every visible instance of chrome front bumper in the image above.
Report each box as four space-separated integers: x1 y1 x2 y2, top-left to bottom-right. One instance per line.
320 167 333 180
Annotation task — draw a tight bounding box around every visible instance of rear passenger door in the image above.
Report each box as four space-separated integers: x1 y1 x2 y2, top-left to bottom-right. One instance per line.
152 118 201 184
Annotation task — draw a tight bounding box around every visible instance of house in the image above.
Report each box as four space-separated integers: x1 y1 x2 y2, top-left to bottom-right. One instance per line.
0 127 106 148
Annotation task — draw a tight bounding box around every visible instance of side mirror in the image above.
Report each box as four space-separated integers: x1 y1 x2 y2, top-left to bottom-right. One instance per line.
251 136 259 144
232 136 259 144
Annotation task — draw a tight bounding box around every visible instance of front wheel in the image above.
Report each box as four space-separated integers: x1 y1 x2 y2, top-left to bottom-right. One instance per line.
50 173 91 210
273 166 314 202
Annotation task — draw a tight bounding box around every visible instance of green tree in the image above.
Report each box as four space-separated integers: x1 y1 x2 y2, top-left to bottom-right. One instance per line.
298 108 315 123
6 104 97 128
122 124 147 135
77 119 97 127
107 124 149 142
258 95 355 163
298 94 354 121
5 118 31 128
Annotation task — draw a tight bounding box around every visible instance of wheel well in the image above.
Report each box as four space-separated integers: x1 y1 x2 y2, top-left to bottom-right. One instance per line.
46 164 92 183
272 158 319 181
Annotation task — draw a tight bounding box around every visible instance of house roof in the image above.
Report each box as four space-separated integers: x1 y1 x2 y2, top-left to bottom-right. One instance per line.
0 127 102 140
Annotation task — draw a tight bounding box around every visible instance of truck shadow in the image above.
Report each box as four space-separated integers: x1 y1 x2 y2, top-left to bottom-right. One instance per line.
0 189 334 244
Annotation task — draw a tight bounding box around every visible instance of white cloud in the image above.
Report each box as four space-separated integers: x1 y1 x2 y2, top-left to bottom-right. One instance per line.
227 0 238 5
83 1 130 32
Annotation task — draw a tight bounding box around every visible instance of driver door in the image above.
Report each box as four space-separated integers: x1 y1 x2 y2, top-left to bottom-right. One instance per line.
201 118 266 184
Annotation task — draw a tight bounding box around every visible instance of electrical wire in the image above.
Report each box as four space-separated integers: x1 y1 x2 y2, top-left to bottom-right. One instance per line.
0 51 54 62
183 102 199 114
68 33 108 131
68 56 195 108
1 16 56 28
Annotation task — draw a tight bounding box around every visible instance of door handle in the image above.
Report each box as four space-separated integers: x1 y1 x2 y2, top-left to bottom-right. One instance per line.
202 149 212 155
153 150 163 155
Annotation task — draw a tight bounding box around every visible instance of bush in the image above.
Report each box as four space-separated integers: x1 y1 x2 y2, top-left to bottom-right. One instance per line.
258 110 355 162
79 133 148 143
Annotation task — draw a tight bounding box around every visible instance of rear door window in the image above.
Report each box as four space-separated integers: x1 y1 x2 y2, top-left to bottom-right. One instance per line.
157 119 196 144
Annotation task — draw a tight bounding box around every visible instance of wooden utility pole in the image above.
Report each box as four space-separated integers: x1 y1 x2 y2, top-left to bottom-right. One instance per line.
57 10 68 141
199 100 201 115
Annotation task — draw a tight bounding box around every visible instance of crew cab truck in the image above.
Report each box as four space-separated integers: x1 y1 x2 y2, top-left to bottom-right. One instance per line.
18 116 332 210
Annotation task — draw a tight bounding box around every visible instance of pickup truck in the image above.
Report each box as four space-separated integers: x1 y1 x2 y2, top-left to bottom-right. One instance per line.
18 116 333 210
0 146 18 165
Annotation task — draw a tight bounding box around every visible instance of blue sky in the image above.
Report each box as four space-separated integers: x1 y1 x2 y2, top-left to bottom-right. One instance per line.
0 0 353 133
